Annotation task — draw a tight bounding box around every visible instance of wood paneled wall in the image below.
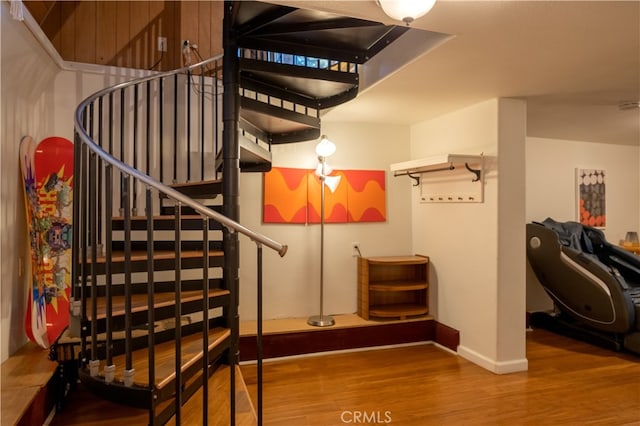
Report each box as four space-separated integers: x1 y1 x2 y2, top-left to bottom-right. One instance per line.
26 1 223 71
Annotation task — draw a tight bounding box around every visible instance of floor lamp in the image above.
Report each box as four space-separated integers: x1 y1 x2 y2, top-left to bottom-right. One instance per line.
308 135 340 327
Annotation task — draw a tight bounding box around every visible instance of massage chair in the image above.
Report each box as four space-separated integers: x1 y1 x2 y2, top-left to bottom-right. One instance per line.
526 218 640 355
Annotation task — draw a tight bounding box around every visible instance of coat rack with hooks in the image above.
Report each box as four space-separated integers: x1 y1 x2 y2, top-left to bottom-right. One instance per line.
390 154 486 203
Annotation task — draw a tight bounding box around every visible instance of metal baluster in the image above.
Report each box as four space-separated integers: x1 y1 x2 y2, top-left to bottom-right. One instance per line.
89 151 98 366
120 88 126 215
123 175 134 386
146 80 151 177
133 84 139 215
88 102 94 146
105 94 114 380
146 188 156 421
87 102 95 270
173 74 178 183
202 215 210 424
72 131 82 304
108 92 114 155
80 141 89 356
257 243 263 426
187 70 192 181
200 66 205 181
174 202 182 423
104 165 114 382
97 98 103 253
159 78 164 183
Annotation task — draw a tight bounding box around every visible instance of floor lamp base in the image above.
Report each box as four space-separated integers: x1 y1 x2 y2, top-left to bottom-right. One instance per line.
307 315 335 327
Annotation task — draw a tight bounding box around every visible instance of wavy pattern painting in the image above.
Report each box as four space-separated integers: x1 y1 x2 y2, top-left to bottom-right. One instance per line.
263 167 308 223
345 170 386 222
263 167 386 224
307 171 348 223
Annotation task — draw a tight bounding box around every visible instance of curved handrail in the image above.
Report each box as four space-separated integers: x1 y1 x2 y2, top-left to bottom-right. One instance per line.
74 56 287 257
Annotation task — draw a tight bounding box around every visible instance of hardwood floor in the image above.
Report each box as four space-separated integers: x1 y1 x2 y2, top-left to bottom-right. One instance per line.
239 329 640 426
49 365 256 426
49 328 639 425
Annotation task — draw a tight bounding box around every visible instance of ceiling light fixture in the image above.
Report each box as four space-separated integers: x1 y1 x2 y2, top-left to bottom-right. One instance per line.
377 0 436 26
618 101 640 111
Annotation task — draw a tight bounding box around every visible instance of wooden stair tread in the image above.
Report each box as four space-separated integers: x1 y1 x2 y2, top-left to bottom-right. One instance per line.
163 179 223 199
168 179 222 189
90 249 224 264
105 327 230 388
111 214 214 221
87 289 230 320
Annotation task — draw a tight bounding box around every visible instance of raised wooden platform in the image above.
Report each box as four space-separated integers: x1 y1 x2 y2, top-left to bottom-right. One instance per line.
238 313 459 361
1 342 58 426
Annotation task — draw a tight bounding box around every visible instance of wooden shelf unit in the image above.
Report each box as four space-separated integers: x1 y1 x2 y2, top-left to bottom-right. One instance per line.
358 255 429 320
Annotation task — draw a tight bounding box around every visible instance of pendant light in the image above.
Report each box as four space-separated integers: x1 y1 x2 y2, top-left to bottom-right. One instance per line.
377 0 436 25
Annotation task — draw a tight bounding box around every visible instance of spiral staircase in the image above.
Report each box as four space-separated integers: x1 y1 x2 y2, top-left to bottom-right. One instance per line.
56 1 412 425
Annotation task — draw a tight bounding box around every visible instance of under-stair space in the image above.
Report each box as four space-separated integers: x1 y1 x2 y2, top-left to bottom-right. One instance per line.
51 1 418 424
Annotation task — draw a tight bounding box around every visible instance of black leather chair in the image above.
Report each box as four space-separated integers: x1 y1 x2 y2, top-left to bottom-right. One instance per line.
527 218 640 354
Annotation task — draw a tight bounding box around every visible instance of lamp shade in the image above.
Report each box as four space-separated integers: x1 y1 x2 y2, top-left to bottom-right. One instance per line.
315 135 336 157
324 175 342 193
378 0 436 24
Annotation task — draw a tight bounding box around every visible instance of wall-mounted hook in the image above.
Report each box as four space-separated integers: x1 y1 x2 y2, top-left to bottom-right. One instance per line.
407 172 420 186
465 163 481 182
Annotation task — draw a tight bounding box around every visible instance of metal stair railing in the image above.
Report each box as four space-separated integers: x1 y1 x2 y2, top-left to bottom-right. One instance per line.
73 55 286 425
240 47 358 73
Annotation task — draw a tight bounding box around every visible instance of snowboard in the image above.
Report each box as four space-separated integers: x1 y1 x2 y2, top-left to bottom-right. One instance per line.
20 136 73 348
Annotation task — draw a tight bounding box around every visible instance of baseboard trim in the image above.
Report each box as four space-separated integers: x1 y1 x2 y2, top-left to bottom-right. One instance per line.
435 321 460 351
240 341 434 365
457 345 528 374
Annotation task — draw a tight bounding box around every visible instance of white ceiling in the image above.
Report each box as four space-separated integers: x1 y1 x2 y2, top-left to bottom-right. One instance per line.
275 1 640 146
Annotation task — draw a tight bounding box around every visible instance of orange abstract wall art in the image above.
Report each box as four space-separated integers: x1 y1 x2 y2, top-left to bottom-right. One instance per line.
345 169 386 223
307 170 348 223
263 167 308 223
263 167 386 224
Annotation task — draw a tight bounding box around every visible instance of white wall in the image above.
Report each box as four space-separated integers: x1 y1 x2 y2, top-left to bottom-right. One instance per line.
410 99 527 373
525 137 640 311
1 2 61 361
238 122 413 320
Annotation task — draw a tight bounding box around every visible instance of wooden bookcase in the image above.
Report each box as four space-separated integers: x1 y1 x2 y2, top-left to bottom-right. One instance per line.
357 255 429 320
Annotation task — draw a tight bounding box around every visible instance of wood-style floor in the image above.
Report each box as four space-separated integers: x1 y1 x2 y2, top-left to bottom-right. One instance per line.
49 365 256 426
239 329 640 426
50 328 639 425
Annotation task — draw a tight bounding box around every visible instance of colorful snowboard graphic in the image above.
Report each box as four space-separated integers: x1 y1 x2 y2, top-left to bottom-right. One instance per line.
20 136 73 348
